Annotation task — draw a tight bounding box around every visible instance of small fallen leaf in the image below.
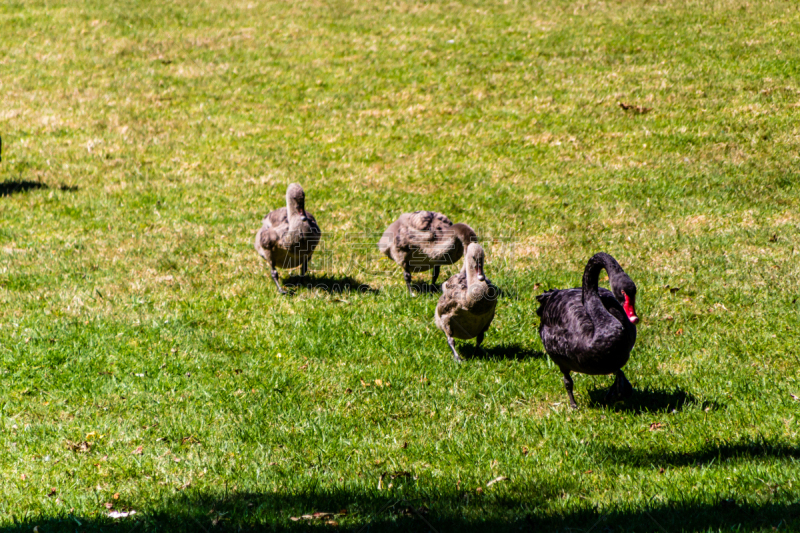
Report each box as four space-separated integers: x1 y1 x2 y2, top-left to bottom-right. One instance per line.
618 101 652 114
663 315 674 321
769 233 778 243
522 446 529 455
132 446 143 455
48 487 57 497
675 328 684 336
669 287 681 294
299 364 308 371
475 487 483 494
66 440 92 453
326 520 339 526
659 467 665 474
486 476 508 487
290 517 301 522
401 442 408 449
113 493 120 500
649 422 664 431
105 502 114 509
20 474 27 481
374 379 383 387
584 470 593 474
791 394 799 401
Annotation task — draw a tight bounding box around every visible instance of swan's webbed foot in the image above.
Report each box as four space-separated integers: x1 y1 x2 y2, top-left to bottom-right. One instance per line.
562 371 578 409
447 336 462 363
605 370 633 403
404 271 415 296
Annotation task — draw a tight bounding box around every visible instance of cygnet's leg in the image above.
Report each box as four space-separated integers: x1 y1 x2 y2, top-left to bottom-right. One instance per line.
605 370 633 402
300 256 309 277
270 261 288 295
561 369 578 409
446 336 462 363
431 265 441 291
403 270 414 296
475 331 485 355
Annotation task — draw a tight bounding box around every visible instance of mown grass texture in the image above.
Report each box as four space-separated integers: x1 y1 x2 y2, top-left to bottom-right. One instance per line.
0 0 799 531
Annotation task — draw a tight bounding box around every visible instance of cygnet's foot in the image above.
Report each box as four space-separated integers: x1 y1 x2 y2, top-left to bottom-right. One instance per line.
447 337 462 363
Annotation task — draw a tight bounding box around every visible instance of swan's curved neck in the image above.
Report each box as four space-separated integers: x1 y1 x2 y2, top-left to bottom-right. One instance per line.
581 253 623 335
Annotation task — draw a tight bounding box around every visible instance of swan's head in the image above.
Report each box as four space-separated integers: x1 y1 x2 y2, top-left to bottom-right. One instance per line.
615 278 638 324
465 242 486 283
286 183 308 220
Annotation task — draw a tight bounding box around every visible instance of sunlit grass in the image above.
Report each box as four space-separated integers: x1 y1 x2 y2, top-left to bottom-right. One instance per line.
0 0 799 531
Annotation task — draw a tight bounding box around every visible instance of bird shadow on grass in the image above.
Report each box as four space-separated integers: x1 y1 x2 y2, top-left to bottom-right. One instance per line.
461 343 545 361
586 386 722 414
3 487 797 533
284 274 379 295
0 180 78 197
591 436 800 468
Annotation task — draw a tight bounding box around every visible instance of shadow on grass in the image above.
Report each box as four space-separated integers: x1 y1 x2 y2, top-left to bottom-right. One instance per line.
586 386 720 414
285 274 379 295
2 488 797 532
0 180 78 196
461 343 545 361
593 436 800 468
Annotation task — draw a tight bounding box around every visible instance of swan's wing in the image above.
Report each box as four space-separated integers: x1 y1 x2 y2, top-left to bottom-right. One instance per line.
259 207 289 250
406 211 455 261
537 288 595 356
406 211 452 232
262 207 288 229
437 271 467 316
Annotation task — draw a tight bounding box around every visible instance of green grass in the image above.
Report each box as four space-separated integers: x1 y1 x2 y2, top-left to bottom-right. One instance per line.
1 0 800 531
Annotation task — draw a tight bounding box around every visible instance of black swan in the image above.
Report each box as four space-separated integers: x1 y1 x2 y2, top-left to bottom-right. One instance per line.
254 183 321 294
536 252 639 408
435 243 497 362
378 211 477 295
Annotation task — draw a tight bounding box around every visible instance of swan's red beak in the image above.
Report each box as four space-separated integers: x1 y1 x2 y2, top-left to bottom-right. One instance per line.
622 292 639 324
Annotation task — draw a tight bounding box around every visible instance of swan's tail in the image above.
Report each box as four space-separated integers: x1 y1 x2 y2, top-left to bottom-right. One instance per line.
535 290 559 317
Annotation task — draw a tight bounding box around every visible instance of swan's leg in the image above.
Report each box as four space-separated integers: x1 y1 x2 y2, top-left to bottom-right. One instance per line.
475 332 485 354
270 262 288 295
562 371 578 409
447 336 462 363
606 370 633 402
431 265 440 289
403 270 414 296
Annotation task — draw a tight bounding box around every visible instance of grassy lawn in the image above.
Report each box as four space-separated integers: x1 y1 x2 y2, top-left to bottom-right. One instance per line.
1 0 799 531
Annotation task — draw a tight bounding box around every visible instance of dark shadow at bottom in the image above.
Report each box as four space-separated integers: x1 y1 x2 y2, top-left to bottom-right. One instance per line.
3 487 797 532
